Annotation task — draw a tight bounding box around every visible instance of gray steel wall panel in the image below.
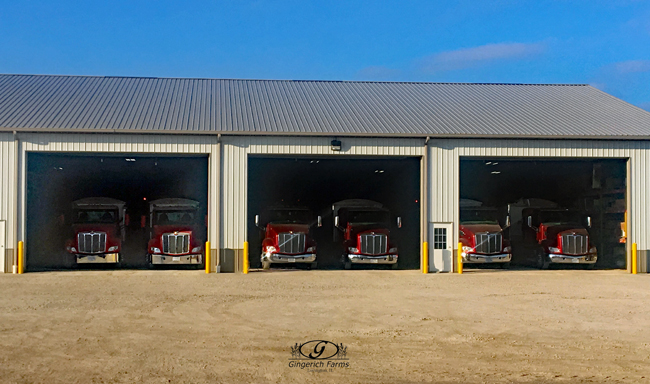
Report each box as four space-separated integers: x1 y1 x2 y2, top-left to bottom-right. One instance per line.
0 133 15 272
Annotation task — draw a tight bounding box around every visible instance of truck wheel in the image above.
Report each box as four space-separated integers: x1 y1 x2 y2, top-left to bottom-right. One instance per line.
536 250 549 270
262 261 271 270
500 262 511 269
585 263 596 270
310 262 318 270
391 263 399 270
344 261 352 270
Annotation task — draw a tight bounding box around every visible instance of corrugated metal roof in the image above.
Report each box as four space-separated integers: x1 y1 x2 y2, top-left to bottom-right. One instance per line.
0 74 649 138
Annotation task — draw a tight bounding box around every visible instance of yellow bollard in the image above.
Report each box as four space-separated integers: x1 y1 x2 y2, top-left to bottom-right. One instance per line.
632 242 637 275
422 242 428 274
457 242 463 274
205 241 211 274
243 241 249 274
18 241 24 274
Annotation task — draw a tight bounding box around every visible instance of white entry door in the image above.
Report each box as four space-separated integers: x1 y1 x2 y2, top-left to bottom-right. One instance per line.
429 222 453 272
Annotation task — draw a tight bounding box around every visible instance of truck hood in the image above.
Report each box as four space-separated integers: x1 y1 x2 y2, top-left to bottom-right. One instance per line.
72 224 118 236
153 225 196 236
545 225 589 239
348 224 390 239
267 223 310 233
460 223 503 234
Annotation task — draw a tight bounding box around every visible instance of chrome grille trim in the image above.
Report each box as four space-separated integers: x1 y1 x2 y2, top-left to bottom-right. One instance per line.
561 234 588 255
360 233 388 255
162 233 190 255
278 232 306 254
77 232 107 254
475 233 502 254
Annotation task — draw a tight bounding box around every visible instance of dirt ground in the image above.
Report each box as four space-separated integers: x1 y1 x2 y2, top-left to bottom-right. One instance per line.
0 268 649 384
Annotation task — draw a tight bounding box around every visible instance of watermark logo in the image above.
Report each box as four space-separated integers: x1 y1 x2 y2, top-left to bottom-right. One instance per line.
289 340 349 372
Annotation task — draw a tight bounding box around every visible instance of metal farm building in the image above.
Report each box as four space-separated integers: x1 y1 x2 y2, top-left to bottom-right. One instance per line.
1 74 649 273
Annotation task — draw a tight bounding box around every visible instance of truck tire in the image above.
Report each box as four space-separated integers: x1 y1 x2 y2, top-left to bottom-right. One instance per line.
344 261 352 270
500 262 511 269
262 261 271 270
585 263 596 270
536 250 550 270
310 262 318 270
391 263 399 270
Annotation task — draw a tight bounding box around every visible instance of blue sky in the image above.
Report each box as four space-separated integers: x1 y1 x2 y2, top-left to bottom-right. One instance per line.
1 0 650 110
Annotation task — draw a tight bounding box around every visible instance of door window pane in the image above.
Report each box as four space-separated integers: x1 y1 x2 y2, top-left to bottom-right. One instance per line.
433 228 447 249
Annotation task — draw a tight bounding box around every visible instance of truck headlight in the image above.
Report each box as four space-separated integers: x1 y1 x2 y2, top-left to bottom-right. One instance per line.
389 247 398 253
151 247 161 254
191 247 202 253
306 246 316 253
266 246 277 253
549 247 560 253
108 246 119 252
462 246 474 253
589 247 597 253
67 246 77 253
348 247 359 254
503 246 511 253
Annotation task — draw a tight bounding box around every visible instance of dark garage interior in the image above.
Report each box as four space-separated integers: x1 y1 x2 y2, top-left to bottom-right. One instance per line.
460 158 627 269
247 156 421 269
26 153 208 271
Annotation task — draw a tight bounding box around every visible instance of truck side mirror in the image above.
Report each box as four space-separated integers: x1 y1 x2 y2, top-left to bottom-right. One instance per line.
334 216 340 228
397 216 402 228
505 216 511 227
526 216 533 228
317 216 322 227
255 214 263 229
125 214 130 227
141 215 147 228
587 216 592 228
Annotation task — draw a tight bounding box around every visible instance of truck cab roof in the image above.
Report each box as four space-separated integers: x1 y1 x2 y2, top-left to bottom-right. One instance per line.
149 198 200 210
72 197 126 209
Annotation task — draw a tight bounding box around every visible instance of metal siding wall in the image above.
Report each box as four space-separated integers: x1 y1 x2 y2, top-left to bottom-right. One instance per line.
429 139 650 271
0 133 15 272
221 136 424 249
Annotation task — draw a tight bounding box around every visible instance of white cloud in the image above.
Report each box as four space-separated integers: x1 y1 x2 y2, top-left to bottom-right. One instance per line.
614 60 650 74
419 42 546 73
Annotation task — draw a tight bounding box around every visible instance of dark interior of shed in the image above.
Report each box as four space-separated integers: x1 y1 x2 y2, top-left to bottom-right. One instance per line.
26 153 208 270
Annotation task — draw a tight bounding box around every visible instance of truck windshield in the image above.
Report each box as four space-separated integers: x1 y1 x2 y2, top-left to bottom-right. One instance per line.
348 210 389 225
154 210 196 225
74 209 118 224
268 209 311 224
539 210 582 226
460 209 499 225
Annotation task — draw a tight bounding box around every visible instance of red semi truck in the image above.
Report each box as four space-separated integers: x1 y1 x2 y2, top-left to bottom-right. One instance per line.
459 199 512 268
145 198 204 266
510 199 597 269
65 197 127 265
255 206 321 269
332 199 401 269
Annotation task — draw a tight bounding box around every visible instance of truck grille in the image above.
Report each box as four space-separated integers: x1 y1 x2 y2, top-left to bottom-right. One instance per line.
278 233 306 254
360 233 388 255
475 233 502 254
77 232 107 254
561 233 588 255
162 232 190 255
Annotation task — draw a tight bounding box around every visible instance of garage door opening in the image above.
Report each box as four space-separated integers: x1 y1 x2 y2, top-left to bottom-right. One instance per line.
26 153 208 271
248 156 421 269
460 158 627 269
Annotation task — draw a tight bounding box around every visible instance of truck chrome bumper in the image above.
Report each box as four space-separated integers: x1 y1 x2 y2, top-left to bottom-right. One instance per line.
261 253 316 263
152 254 203 264
548 253 597 264
348 254 398 264
462 253 512 264
76 253 119 263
